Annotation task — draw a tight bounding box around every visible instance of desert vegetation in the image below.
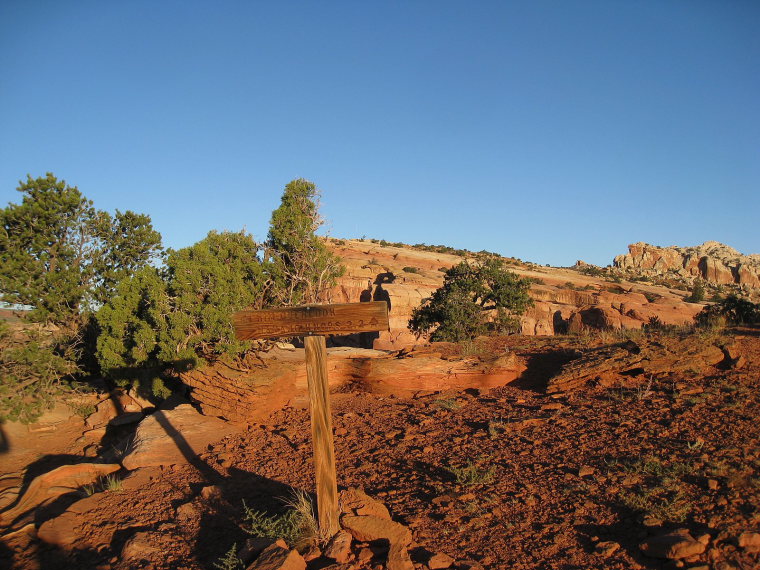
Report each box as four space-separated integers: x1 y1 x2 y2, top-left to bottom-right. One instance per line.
409 257 534 342
2 176 760 570
1 175 343 420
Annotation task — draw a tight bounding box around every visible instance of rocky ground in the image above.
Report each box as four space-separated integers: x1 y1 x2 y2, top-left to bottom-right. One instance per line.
1 327 760 570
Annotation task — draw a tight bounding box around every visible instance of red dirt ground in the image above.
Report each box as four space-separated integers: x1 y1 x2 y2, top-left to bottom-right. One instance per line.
1 328 759 570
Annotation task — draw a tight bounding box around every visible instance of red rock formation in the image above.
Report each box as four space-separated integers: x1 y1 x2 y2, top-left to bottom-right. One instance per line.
614 241 760 287
324 239 706 346
182 345 526 423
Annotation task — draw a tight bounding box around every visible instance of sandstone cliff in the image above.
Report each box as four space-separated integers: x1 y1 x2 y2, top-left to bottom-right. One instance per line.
325 239 704 349
613 241 760 288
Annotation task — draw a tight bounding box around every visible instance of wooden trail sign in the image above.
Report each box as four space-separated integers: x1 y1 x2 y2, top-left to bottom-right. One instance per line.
232 301 389 535
233 301 389 340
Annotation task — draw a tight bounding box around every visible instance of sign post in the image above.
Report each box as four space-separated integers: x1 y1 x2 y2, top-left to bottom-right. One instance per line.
232 301 389 536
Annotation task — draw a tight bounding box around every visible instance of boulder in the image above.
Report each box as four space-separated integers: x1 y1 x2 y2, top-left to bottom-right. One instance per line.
547 335 725 394
639 529 706 559
121 531 165 561
738 532 760 552
85 397 120 428
0 463 120 531
323 530 353 563
339 487 391 520
340 514 412 546
120 404 240 470
386 543 415 570
427 552 455 569
247 541 306 570
182 347 525 424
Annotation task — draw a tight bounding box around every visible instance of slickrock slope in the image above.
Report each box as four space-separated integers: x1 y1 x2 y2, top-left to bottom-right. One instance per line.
181 345 526 423
614 241 760 287
326 239 704 348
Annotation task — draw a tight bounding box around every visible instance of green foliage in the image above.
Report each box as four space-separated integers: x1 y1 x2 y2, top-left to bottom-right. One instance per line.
241 491 324 549
643 291 660 303
686 280 706 303
0 173 162 328
433 397 462 410
695 294 760 327
409 258 534 342
576 265 604 277
242 500 302 545
213 544 243 570
97 231 268 389
446 460 496 486
0 322 77 424
610 455 693 522
266 179 344 305
402 266 420 274
101 473 123 492
97 179 343 396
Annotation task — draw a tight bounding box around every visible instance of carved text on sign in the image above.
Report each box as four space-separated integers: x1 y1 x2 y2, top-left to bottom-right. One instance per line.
232 301 389 340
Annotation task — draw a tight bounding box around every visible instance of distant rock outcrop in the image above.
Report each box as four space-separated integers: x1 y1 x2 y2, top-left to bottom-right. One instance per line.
325 239 704 346
613 241 760 288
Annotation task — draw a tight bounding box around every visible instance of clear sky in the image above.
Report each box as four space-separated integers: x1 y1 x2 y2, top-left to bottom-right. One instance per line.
1 1 758 267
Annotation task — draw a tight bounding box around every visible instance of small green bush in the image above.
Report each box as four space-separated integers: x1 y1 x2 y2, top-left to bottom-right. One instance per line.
402 266 420 274
446 460 496 485
213 544 243 570
695 294 760 327
686 281 706 303
643 291 660 303
577 265 604 277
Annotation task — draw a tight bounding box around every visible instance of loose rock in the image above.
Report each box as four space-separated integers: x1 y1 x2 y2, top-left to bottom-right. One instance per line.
247 541 306 570
639 529 706 560
341 514 412 546
323 530 353 563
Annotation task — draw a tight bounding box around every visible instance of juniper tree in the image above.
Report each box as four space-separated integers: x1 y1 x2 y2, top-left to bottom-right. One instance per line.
0 173 163 417
96 231 270 395
409 257 534 342
266 179 344 305
0 173 162 328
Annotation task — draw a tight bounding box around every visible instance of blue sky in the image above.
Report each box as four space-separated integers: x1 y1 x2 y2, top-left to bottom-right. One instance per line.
1 1 757 266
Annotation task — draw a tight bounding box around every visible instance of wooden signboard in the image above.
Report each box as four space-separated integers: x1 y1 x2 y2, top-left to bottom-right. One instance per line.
232 301 389 340
232 301 389 535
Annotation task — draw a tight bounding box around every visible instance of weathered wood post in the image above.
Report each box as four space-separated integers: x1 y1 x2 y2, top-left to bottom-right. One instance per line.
232 301 389 536
303 334 338 533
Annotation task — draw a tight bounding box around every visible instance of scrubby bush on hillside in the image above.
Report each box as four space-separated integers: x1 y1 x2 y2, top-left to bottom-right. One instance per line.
0 173 163 418
686 280 706 303
409 258 534 342
695 294 760 327
96 231 269 395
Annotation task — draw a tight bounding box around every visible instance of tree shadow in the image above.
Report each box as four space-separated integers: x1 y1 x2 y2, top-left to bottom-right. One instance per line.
509 348 580 392
0 422 8 454
4 535 107 570
184 466 310 569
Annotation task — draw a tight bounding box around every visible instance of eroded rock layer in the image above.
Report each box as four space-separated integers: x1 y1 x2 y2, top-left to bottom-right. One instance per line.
613 241 760 287
181 346 525 423
325 239 704 348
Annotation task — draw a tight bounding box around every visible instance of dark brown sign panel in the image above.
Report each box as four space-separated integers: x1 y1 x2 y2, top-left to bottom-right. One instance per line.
232 301 389 340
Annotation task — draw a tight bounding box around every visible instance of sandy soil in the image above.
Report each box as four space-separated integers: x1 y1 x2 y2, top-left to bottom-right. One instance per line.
1 328 759 570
